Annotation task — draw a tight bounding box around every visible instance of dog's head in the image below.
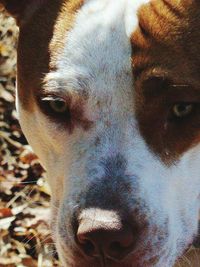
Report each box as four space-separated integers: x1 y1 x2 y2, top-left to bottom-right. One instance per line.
2 0 200 266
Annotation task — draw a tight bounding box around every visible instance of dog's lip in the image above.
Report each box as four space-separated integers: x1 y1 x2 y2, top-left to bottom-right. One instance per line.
63 260 156 267
62 251 159 267
70 265 132 267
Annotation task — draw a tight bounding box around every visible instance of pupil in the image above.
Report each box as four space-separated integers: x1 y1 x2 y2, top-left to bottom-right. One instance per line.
177 104 187 113
55 101 64 109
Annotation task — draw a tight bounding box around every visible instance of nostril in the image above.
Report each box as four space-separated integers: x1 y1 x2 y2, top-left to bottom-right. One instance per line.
110 241 124 254
108 238 134 260
79 239 96 256
110 241 126 252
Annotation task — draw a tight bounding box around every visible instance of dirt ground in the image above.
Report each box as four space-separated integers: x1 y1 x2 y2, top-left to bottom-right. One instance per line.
1 7 200 267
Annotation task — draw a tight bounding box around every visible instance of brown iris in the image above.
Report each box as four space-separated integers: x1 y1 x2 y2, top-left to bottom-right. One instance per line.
172 103 193 118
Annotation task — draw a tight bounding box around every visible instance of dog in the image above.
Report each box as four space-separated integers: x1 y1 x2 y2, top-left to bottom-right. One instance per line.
1 0 200 266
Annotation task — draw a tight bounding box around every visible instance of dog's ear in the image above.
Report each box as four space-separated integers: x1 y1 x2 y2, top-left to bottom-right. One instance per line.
0 0 46 25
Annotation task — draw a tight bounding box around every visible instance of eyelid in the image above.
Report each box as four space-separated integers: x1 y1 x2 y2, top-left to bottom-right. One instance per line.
41 96 66 102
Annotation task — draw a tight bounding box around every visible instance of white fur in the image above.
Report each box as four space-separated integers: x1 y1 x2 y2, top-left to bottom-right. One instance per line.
16 0 200 266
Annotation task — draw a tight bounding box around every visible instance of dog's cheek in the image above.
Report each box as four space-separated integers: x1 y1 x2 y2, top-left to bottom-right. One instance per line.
16 105 49 166
16 96 67 182
165 151 200 251
125 135 200 250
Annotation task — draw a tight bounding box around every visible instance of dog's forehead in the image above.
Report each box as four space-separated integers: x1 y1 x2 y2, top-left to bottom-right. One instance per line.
18 0 151 107
17 0 200 105
48 0 149 95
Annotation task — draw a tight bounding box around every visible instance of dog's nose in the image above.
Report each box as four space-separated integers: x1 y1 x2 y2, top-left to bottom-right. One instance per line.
76 209 136 261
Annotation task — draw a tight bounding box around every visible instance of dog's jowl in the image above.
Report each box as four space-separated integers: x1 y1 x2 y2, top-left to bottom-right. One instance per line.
1 0 200 266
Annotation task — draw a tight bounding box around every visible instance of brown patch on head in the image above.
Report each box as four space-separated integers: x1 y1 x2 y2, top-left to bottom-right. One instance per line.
49 0 84 66
131 0 200 163
16 0 84 110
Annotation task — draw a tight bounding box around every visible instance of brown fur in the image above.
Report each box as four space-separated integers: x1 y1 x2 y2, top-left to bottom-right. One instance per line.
50 0 84 67
4 0 84 110
131 0 200 163
0 0 48 25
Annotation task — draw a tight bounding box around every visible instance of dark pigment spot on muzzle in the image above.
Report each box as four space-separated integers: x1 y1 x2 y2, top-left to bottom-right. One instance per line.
78 154 138 214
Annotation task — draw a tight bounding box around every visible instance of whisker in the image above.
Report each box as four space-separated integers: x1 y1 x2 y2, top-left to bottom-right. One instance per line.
192 247 200 266
176 259 182 267
29 236 57 259
180 254 193 266
50 203 59 210
22 231 39 246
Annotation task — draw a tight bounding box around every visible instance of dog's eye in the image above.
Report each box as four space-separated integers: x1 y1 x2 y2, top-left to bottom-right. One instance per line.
41 97 68 113
39 97 71 123
172 103 193 118
49 99 68 113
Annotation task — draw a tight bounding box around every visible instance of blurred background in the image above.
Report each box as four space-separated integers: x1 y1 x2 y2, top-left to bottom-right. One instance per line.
0 10 61 267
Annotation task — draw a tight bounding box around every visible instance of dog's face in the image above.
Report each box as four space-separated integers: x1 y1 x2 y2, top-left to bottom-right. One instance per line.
2 0 200 266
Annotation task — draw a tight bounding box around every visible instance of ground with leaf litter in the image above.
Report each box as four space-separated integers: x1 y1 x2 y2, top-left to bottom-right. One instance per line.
1 8 200 267
0 11 61 267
